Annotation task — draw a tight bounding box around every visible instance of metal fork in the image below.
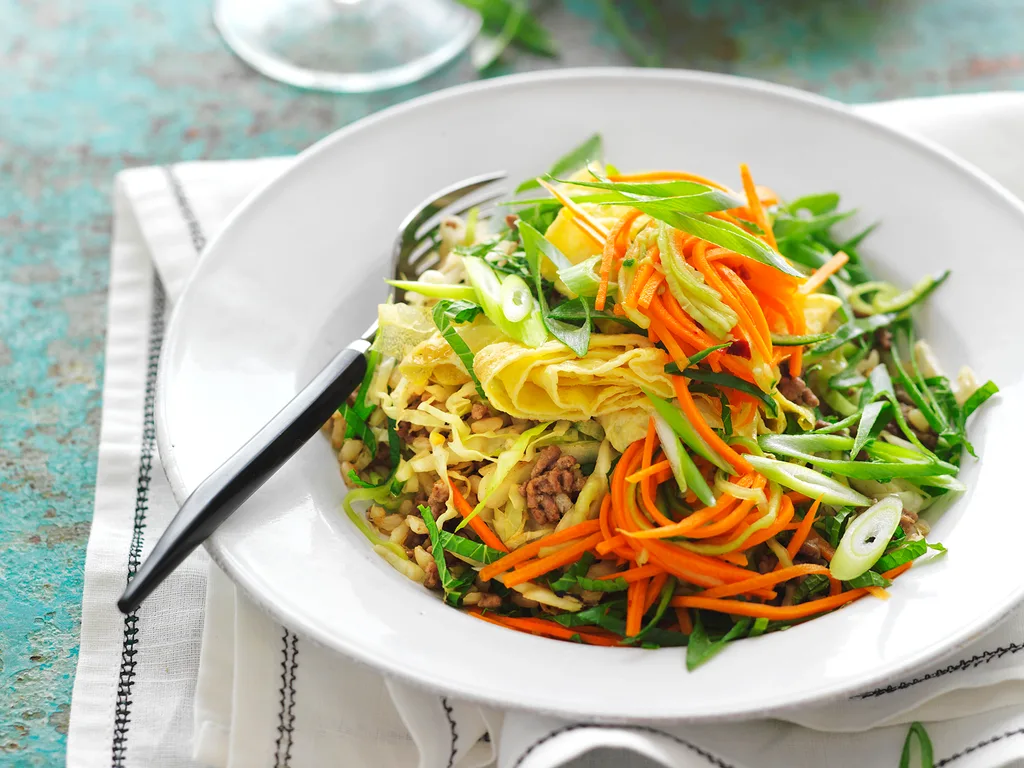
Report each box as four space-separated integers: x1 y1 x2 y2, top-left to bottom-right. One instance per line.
118 171 507 613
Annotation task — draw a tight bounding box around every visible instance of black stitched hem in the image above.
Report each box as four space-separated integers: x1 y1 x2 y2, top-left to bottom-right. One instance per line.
854 642 1024 699
441 696 458 768
937 726 1024 766
275 631 298 767
111 277 166 767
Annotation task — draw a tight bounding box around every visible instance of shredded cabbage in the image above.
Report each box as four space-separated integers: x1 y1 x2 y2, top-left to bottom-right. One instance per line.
557 438 613 531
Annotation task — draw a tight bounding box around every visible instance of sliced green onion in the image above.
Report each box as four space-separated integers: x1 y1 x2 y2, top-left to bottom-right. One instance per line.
680 483 783 555
744 455 871 507
830 496 903 580
770 332 832 346
386 280 479 302
652 413 716 507
644 390 733 474
557 255 609 298
462 256 547 347
500 273 534 323
872 272 950 314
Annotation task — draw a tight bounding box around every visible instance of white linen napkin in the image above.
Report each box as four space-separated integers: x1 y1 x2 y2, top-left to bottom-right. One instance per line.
67 92 1024 768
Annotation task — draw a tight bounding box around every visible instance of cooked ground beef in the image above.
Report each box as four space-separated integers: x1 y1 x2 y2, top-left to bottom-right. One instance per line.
875 327 893 351
521 446 587 525
427 480 449 518
778 375 820 408
423 561 440 590
803 531 835 561
476 593 502 609
396 392 427 441
900 508 920 536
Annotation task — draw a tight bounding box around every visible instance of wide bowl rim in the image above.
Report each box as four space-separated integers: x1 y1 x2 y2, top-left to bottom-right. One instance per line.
155 67 1024 722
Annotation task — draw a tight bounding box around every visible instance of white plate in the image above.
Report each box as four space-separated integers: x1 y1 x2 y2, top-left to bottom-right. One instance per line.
157 69 1024 721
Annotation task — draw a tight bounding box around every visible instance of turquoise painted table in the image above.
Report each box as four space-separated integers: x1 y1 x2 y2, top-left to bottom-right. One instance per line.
3 0 1024 762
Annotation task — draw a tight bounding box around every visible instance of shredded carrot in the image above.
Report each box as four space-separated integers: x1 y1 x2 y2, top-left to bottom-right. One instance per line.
449 483 509 553
885 562 914 580
671 588 868 619
699 564 831 600
643 572 670 613
637 271 665 309
717 264 773 360
689 240 771 361
715 551 748 567
598 493 614 544
675 607 693 634
502 532 604 589
786 496 823 560
597 563 663 583
596 209 643 311
479 519 601 581
866 586 890 600
536 178 608 247
638 418 676 527
625 260 656 310
672 378 753 474
596 535 629 556
470 611 620 646
739 163 778 251
626 460 672 484
626 578 647 636
799 251 849 295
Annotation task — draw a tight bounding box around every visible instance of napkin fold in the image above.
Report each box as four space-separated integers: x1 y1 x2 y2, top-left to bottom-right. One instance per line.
67 92 1024 768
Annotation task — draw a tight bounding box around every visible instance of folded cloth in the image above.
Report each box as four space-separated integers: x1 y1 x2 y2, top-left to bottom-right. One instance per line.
67 92 1024 768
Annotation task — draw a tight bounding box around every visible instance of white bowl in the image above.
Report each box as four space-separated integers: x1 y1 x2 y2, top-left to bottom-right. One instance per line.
157 69 1024 721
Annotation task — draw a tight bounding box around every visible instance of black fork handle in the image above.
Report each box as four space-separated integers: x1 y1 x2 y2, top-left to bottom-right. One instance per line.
118 340 370 614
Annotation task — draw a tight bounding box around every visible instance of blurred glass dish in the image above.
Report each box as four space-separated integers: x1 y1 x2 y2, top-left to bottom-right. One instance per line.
214 0 480 93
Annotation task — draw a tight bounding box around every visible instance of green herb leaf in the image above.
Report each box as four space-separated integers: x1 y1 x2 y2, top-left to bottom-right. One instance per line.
819 507 854 549
576 576 630 593
435 299 485 324
346 416 402 495
792 573 831 603
845 570 892 589
786 193 840 216
874 539 946 573
520 222 591 356
770 332 832 347
851 400 889 456
438 530 505 565
337 402 377 455
774 210 856 241
870 272 950 314
685 368 778 417
420 505 475 606
747 617 771 637
552 176 743 213
432 300 488 401
549 552 595 592
811 312 901 354
516 134 602 193
686 613 753 671
963 380 999 421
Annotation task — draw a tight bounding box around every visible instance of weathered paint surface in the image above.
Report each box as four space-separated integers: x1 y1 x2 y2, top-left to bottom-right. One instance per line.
2 0 1023 762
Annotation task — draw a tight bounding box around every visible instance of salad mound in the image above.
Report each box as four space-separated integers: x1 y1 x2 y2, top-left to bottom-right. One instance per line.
323 135 997 669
